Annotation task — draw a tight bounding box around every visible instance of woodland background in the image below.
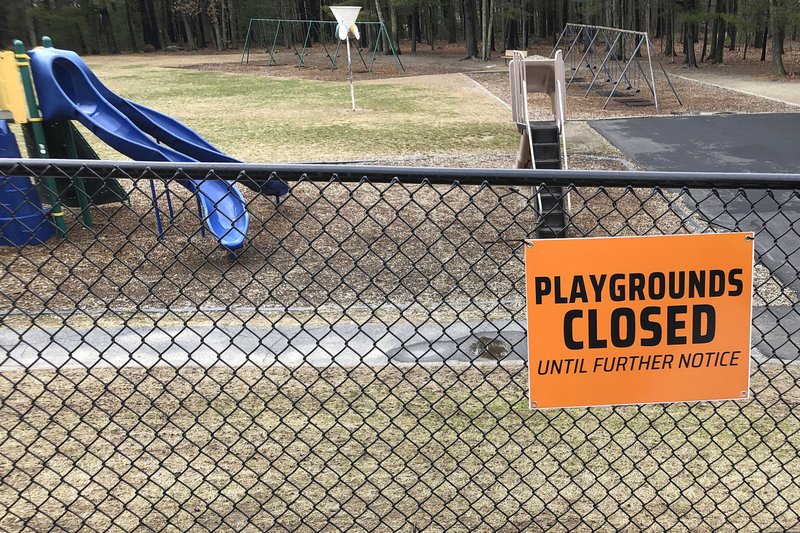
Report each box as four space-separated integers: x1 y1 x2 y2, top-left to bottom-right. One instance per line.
1 0 798 74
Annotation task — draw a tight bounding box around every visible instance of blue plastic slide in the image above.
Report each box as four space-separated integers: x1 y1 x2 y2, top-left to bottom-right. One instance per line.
28 46 260 251
51 55 287 198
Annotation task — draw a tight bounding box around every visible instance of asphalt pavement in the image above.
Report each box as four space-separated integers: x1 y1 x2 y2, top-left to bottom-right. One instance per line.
591 113 800 174
591 112 800 361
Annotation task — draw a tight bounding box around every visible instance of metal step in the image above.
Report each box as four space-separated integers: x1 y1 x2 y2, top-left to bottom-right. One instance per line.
532 142 560 161
529 124 568 240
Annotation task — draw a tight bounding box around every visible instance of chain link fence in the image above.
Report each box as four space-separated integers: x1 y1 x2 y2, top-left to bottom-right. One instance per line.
0 160 798 532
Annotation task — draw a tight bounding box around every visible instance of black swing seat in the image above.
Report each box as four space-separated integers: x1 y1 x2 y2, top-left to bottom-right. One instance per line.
596 89 635 98
617 98 655 106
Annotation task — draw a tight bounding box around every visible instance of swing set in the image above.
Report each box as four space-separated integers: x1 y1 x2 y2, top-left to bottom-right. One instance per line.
551 23 681 110
240 19 404 74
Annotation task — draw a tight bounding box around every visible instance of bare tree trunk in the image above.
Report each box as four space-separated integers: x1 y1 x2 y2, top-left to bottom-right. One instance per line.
206 0 224 51
181 12 196 50
770 0 787 75
212 19 223 50
411 8 418 54
156 0 170 48
427 4 435 49
712 0 726 63
99 5 120 53
464 0 479 58
390 5 399 54
374 0 389 53
700 0 717 63
220 0 227 48
123 0 139 50
226 0 236 47
481 0 491 60
685 21 698 67
74 22 89 54
713 17 726 62
664 2 674 56
445 0 457 43
139 0 162 49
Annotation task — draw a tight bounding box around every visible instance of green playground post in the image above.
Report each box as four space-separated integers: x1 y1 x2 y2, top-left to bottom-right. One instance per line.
369 26 380 72
42 36 92 227
62 123 93 227
13 39 67 237
381 23 404 74
331 39 342 70
300 22 314 66
241 19 253 64
269 20 281 66
284 22 307 66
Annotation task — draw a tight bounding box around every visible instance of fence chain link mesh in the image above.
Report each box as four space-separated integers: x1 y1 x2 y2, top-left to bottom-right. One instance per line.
0 161 798 532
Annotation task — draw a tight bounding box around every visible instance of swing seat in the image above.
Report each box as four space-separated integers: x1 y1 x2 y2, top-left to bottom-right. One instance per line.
596 89 634 98
617 98 655 106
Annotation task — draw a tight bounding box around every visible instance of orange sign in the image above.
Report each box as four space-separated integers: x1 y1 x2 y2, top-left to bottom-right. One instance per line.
525 233 753 409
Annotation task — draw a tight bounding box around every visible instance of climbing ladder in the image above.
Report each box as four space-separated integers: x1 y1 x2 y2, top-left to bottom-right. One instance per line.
508 50 569 238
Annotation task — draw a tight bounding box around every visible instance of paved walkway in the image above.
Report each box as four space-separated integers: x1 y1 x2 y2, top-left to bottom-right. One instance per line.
671 69 800 107
590 74 800 362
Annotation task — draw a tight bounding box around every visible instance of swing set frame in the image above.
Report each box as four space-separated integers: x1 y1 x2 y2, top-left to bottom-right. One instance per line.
240 19 404 74
551 23 681 110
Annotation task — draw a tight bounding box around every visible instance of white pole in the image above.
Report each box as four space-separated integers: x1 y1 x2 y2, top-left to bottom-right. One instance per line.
347 37 356 111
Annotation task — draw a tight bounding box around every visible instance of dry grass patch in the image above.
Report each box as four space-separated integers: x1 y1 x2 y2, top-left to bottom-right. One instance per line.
1 363 798 532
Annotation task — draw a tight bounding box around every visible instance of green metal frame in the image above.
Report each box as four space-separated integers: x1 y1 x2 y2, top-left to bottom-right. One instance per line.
241 19 404 74
13 36 130 235
12 40 68 237
42 121 128 208
39 36 95 227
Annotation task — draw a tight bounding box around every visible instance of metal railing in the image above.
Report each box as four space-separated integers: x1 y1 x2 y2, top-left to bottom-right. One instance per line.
0 160 798 532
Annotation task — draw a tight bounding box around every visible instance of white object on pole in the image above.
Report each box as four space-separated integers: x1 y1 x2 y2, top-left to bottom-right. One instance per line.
330 6 361 31
330 6 361 111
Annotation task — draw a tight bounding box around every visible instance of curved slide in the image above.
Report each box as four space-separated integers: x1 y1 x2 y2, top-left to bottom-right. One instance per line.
54 56 286 197
28 47 283 251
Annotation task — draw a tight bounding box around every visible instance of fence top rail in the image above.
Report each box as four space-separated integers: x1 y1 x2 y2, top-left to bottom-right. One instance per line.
562 23 649 37
2 158 800 189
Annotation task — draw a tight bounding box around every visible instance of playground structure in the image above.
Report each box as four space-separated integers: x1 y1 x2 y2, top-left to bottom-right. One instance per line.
240 18 404 74
551 23 681 110
0 120 54 246
0 39 128 243
508 50 569 238
0 37 290 254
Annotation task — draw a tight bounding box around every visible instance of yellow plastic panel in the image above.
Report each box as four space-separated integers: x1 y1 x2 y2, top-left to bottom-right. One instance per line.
0 51 29 123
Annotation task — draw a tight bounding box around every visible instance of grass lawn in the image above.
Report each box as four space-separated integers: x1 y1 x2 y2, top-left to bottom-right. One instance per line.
1 363 799 532
79 55 517 163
